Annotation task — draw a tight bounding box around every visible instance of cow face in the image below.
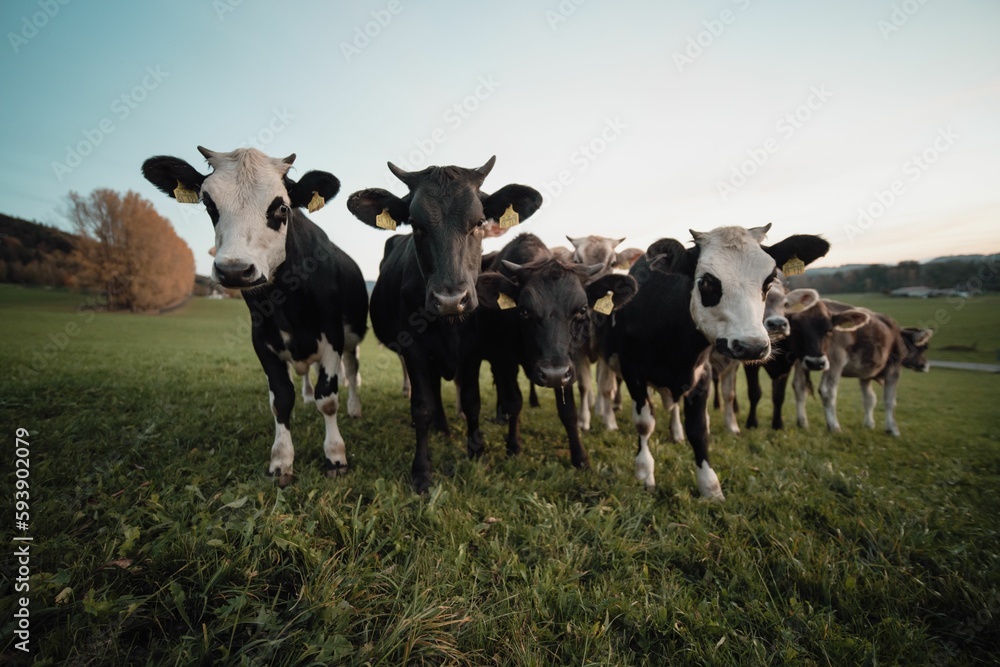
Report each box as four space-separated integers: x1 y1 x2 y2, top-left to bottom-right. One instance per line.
901 327 933 372
568 235 625 276
477 258 637 388
788 300 870 371
142 147 340 288
762 277 791 339
646 225 831 361
348 157 543 317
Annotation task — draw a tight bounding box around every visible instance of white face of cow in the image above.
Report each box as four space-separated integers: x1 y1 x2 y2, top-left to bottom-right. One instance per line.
197 148 295 288
689 225 778 361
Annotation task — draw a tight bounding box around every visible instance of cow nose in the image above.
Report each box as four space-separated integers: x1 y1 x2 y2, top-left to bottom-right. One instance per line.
717 338 769 361
535 362 575 388
765 316 790 338
802 355 829 371
214 260 259 287
431 290 471 316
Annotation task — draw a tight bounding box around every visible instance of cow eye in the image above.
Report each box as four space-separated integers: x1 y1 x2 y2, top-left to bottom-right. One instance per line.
278 204 289 217
762 273 776 298
697 273 722 307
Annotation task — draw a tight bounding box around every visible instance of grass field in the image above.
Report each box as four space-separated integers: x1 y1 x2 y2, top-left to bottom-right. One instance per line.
1 284 998 666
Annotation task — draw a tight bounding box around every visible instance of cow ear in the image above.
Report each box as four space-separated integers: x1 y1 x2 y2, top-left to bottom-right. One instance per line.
902 327 933 346
288 171 340 210
482 184 543 224
783 288 820 314
142 156 207 199
476 272 519 310
615 247 643 270
832 309 870 332
347 188 410 229
585 274 638 312
646 238 699 277
763 234 831 269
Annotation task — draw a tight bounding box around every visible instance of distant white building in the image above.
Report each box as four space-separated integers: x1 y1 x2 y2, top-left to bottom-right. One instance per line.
890 286 933 298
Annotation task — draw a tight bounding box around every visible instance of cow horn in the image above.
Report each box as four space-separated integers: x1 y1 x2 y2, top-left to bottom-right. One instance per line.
585 263 604 276
748 223 772 242
476 155 496 177
197 146 218 162
501 260 523 273
281 153 296 165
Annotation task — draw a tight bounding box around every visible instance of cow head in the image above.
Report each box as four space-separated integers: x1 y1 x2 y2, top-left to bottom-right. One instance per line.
477 258 637 388
348 157 542 317
142 147 340 289
787 298 871 371
900 327 933 372
646 225 830 361
568 235 626 277
762 277 792 339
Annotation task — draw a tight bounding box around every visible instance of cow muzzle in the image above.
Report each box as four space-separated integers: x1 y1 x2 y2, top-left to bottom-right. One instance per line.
714 337 770 361
802 355 830 371
214 260 266 289
534 362 576 388
429 289 473 317
765 316 790 339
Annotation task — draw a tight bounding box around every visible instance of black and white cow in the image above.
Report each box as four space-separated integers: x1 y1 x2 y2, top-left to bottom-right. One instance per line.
791 299 932 435
462 233 636 469
142 147 368 485
611 225 829 500
347 157 543 492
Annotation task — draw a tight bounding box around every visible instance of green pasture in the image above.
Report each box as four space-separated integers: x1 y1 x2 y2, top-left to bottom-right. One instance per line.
0 284 997 665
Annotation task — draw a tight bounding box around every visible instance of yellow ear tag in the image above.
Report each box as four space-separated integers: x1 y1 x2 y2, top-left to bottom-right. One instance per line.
498 204 520 230
173 182 199 204
782 256 805 277
307 191 325 213
593 291 614 315
375 208 397 231
497 293 517 310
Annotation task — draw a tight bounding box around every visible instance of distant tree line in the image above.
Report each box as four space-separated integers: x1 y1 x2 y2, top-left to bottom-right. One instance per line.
1 189 195 311
784 257 999 294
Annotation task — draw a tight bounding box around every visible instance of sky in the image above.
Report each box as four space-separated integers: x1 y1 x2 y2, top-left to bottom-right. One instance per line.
1 0 998 280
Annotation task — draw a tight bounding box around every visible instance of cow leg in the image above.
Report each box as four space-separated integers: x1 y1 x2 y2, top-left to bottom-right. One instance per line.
399 354 411 398
771 372 789 430
658 389 684 443
314 343 348 477
631 393 656 490
496 364 523 457
883 366 901 436
554 385 589 469
431 375 450 436
405 356 437 493
860 378 877 429
685 372 724 501
576 353 593 432
818 368 843 433
720 362 740 435
342 340 362 419
596 358 619 431
528 382 540 408
460 358 485 458
301 364 315 404
745 364 761 429
254 337 296 486
613 375 623 411
793 363 810 429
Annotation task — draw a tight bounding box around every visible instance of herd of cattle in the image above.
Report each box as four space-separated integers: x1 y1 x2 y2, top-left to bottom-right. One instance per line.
141 148 933 500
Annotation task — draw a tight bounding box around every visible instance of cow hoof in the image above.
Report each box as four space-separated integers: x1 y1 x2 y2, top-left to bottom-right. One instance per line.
271 469 294 487
703 489 726 502
324 460 349 478
347 398 362 419
413 476 432 495
302 395 315 404
886 428 900 437
467 436 485 459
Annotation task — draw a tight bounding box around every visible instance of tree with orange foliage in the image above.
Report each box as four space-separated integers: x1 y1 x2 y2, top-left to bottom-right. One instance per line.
64 189 194 311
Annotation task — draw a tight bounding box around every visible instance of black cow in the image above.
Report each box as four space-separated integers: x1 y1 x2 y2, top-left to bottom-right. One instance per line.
142 147 368 485
611 225 829 500
462 233 636 470
347 157 542 492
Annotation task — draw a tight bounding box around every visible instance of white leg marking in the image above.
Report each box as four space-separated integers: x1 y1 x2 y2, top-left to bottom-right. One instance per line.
317 337 347 471
301 366 315 404
819 371 841 433
721 364 740 435
883 372 901 436
860 379 877 429
268 391 294 476
596 359 618 431
696 461 725 502
577 356 592 432
633 401 656 489
793 363 810 429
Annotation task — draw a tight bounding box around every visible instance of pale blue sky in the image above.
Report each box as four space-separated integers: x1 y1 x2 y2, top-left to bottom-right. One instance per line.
2 0 998 279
